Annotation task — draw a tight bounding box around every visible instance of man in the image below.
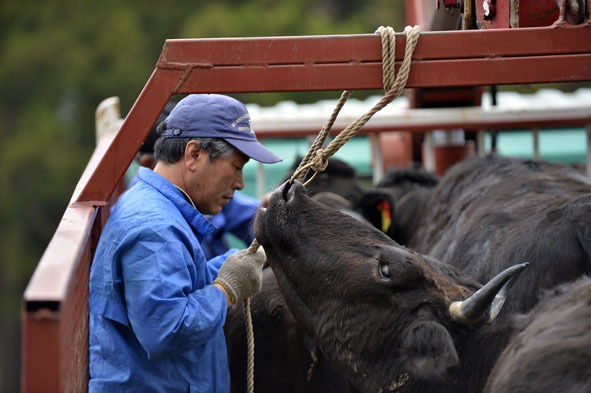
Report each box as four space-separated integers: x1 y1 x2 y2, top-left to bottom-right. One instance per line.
88 94 281 392
128 100 261 259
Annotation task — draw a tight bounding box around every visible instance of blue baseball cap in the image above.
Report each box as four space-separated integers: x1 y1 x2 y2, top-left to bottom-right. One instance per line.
162 94 282 164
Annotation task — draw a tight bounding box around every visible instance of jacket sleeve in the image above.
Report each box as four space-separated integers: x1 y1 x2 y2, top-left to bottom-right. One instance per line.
119 224 227 360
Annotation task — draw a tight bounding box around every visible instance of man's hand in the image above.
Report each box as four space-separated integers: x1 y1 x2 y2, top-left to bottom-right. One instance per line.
214 247 266 306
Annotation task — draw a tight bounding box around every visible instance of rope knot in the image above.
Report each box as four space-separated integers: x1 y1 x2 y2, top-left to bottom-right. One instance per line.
310 149 329 172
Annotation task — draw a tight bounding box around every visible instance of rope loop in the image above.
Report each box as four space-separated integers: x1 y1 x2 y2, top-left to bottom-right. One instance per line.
375 26 396 91
291 90 352 184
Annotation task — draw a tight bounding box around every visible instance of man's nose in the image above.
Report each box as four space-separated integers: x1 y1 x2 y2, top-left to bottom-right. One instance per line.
234 171 244 190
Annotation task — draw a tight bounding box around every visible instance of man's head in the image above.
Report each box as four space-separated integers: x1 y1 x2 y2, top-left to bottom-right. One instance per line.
157 94 281 164
153 94 281 215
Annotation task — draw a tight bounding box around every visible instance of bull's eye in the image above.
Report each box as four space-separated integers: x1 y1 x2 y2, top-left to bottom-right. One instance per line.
378 261 392 280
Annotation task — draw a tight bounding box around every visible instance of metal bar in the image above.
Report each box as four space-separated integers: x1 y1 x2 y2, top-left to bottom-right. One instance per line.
23 205 97 303
463 0 473 30
76 26 591 203
510 0 520 28
477 130 487 156
160 28 591 65
21 204 97 393
423 132 435 172
532 127 540 159
21 310 59 393
369 134 385 184
75 68 182 202
250 105 591 138
587 123 591 176
256 163 265 200
170 53 591 93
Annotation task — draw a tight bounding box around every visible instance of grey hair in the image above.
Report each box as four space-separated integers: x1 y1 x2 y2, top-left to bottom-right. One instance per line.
153 136 236 164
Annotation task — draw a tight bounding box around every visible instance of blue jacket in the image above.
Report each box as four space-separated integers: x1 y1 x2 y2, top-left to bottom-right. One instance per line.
89 167 232 392
127 170 259 260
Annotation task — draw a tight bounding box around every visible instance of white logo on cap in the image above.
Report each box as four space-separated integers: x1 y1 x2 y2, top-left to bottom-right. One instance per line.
232 113 255 134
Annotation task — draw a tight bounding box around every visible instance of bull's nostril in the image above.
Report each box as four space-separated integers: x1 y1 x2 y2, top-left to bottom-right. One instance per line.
282 181 293 201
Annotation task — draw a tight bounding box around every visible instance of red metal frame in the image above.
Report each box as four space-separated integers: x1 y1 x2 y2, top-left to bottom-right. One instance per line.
22 25 591 393
78 27 591 202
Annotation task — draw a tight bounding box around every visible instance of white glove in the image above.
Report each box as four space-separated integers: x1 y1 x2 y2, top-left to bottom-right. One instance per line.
214 247 266 304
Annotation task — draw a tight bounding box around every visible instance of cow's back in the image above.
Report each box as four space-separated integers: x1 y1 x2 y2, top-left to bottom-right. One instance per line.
484 276 591 393
411 154 591 315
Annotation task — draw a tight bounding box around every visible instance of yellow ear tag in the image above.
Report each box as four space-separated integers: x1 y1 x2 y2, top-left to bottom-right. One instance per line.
377 201 392 233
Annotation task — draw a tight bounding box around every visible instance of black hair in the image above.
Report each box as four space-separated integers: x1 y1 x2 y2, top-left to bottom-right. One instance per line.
153 136 236 164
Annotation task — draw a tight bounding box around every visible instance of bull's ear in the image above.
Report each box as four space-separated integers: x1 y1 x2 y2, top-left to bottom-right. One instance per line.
402 321 459 378
358 189 396 236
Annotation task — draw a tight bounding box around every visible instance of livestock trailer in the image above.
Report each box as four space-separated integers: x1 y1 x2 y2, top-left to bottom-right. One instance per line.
21 0 591 391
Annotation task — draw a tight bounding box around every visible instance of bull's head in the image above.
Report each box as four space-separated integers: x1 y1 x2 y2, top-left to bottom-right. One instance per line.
255 181 526 393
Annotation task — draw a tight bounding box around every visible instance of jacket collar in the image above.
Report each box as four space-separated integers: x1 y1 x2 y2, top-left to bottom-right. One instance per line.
136 167 216 236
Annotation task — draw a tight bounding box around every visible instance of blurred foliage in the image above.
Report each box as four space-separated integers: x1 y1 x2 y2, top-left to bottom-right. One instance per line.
0 0 404 389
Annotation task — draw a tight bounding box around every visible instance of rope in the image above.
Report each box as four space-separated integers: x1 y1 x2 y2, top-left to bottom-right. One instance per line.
291 25 421 187
241 25 420 393
291 89 352 184
243 239 260 393
376 26 396 91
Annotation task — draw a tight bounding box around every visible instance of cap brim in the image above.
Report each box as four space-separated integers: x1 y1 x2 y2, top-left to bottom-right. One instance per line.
225 139 282 164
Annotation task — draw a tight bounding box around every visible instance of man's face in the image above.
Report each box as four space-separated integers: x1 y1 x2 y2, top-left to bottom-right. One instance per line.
188 148 249 215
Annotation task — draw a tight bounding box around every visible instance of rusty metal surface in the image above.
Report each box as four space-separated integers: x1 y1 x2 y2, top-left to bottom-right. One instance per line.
475 0 560 28
21 309 59 392
518 0 560 27
59 219 94 393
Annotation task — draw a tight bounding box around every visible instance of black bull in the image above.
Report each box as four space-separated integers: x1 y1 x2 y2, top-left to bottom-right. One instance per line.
256 157 589 392
255 180 528 393
225 157 390 393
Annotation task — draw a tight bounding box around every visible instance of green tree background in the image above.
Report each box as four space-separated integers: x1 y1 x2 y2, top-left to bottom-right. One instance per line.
0 0 405 390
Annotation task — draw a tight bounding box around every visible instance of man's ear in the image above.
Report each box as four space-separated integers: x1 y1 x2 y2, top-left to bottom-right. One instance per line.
184 140 204 170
